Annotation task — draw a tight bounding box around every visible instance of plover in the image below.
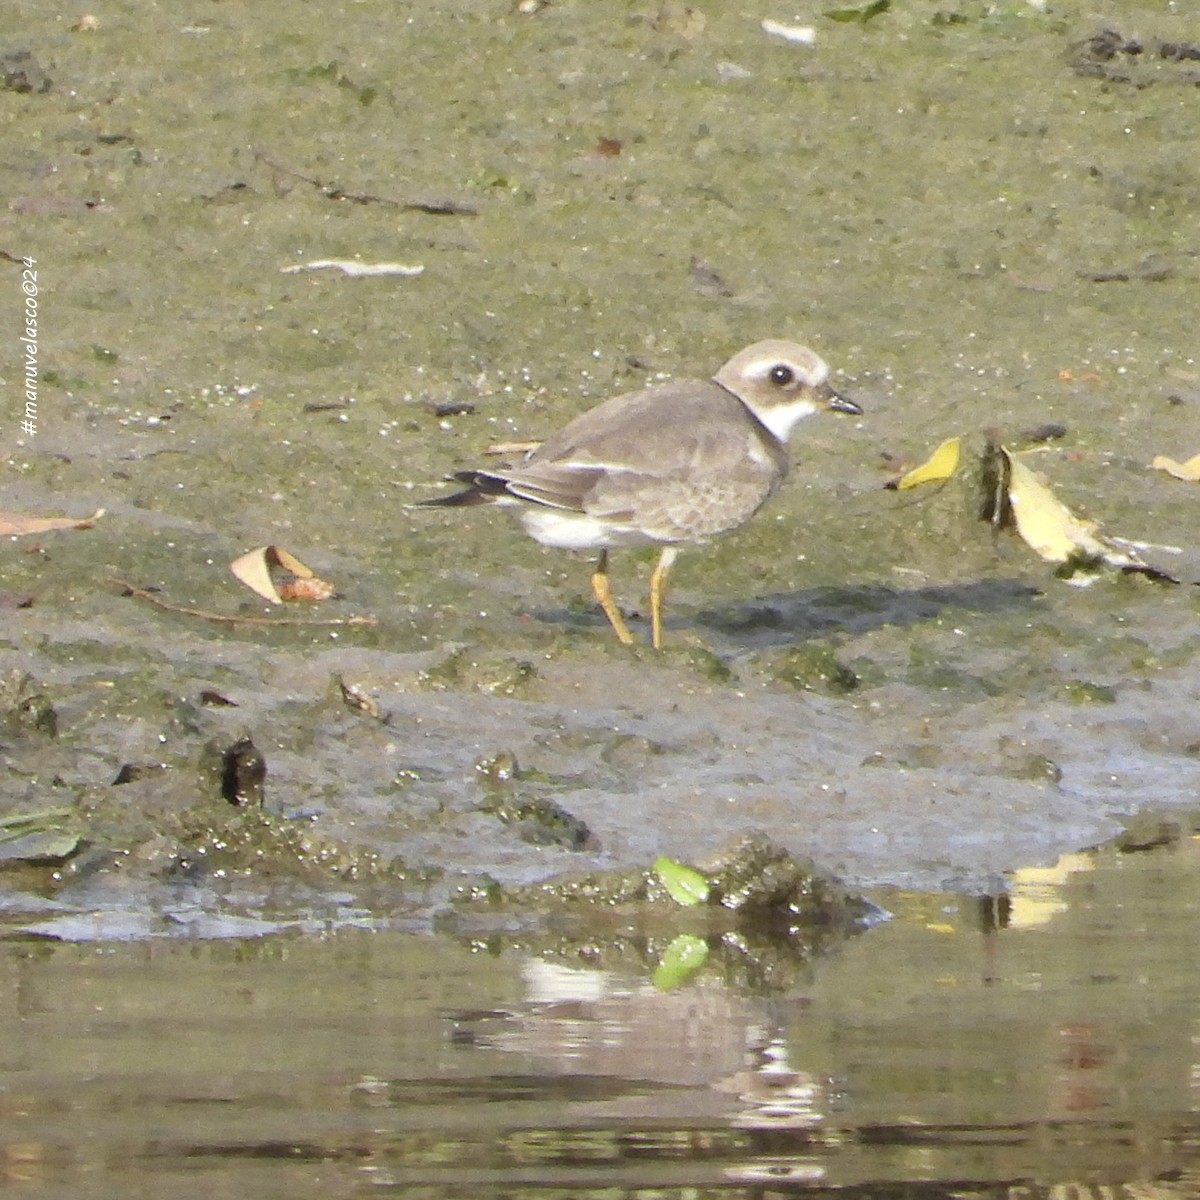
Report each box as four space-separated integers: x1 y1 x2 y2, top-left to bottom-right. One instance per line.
420 340 861 648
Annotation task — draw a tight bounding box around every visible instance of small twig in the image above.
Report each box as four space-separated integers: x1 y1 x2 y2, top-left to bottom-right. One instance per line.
253 149 478 216
109 577 378 627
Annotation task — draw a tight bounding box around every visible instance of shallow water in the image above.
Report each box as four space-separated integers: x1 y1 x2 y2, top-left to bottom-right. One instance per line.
3 822 1199 1198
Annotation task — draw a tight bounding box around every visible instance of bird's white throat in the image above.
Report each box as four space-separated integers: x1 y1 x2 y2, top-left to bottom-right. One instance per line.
749 396 821 443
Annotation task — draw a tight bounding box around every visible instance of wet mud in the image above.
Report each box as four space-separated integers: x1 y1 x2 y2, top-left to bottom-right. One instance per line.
2 0 1198 938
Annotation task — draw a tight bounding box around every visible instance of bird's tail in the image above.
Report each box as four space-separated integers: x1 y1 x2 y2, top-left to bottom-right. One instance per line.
416 471 510 507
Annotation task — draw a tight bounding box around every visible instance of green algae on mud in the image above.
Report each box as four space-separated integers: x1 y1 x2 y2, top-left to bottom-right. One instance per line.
2 0 1200 931
443 835 877 991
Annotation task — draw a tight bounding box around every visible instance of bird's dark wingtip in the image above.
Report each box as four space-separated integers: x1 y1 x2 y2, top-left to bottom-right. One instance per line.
416 489 485 508
416 471 510 507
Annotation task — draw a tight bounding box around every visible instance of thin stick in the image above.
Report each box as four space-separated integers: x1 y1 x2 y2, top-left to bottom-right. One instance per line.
109 578 377 627
252 149 478 216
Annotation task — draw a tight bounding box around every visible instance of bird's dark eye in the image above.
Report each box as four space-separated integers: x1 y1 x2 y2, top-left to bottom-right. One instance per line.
769 364 795 387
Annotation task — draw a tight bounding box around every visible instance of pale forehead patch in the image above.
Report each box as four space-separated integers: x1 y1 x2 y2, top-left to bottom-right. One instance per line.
716 340 830 391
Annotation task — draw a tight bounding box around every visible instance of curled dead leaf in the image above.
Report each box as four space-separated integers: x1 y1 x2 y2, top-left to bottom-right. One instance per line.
998 447 1177 582
230 547 284 603
1002 448 1107 564
229 545 333 604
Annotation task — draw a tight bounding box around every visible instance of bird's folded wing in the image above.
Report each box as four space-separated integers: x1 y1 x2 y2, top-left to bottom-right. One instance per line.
489 463 608 512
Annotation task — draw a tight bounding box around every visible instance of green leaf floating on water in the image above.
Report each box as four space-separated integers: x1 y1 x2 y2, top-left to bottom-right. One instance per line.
653 856 710 906
825 0 891 23
652 934 710 990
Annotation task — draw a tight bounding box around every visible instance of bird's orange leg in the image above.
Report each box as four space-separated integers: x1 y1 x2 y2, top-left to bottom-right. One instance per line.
590 550 635 645
648 546 679 650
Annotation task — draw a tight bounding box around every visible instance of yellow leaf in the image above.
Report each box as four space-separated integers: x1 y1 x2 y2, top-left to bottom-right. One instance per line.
1151 452 1200 482
895 437 961 489
1002 448 1107 564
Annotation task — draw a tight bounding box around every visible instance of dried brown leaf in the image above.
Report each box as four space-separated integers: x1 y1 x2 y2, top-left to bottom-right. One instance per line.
266 545 314 579
0 508 104 537
278 576 334 602
229 546 283 603
230 545 333 604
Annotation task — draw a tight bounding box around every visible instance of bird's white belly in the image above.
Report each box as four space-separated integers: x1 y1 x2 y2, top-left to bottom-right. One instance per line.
518 506 660 551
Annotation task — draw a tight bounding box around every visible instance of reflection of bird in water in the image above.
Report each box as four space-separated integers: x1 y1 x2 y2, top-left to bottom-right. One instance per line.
715 1035 828 1129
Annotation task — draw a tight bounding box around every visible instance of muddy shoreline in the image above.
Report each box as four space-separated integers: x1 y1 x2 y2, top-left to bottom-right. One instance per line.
3 1 1198 937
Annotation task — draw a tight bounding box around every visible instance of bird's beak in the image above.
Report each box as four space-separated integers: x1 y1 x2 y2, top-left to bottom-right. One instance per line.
822 383 863 416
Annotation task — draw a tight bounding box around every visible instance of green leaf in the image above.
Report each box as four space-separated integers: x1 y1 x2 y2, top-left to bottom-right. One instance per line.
652 934 710 990
825 0 891 23
653 856 710 906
